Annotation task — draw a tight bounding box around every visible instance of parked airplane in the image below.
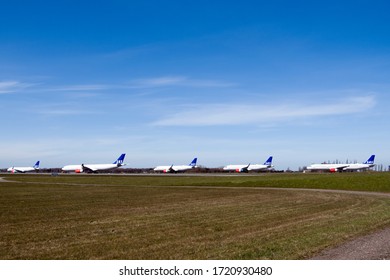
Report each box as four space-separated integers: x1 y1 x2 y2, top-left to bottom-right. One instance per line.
62 154 126 173
306 155 375 172
306 163 349 173
153 157 197 173
7 161 40 173
223 156 273 172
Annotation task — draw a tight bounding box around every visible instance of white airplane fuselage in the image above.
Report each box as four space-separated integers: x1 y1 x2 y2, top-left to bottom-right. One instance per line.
61 154 126 173
223 164 271 172
61 163 122 173
306 164 349 172
154 157 197 173
223 164 248 172
248 164 273 171
343 163 375 171
306 155 376 172
7 161 40 173
7 166 37 173
306 163 374 172
153 165 194 173
224 156 273 173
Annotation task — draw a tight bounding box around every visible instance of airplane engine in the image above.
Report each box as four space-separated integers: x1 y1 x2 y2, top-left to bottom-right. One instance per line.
75 169 83 173
329 168 337 173
238 168 248 173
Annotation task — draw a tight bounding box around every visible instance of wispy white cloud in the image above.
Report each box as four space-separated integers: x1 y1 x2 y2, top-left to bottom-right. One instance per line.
39 109 97 115
1 76 235 97
48 84 109 91
130 76 236 88
30 102 102 116
135 76 187 87
0 81 36 94
152 95 376 126
0 81 107 94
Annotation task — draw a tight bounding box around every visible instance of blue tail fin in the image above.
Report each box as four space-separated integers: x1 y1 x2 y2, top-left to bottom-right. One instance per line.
113 153 126 165
363 155 375 164
34 161 40 169
189 157 197 167
264 156 273 166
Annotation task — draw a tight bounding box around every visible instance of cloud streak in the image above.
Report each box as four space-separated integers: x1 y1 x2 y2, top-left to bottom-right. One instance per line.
0 81 36 94
1 76 235 95
48 84 110 91
152 95 376 126
130 76 236 88
0 81 107 94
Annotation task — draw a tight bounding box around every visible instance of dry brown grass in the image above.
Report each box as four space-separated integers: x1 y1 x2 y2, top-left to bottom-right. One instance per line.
1 175 390 259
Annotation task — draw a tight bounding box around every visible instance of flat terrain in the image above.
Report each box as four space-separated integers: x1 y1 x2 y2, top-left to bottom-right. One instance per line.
311 226 390 260
1 173 390 259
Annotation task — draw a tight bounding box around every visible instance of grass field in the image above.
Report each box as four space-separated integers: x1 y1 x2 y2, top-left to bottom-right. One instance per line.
1 173 390 259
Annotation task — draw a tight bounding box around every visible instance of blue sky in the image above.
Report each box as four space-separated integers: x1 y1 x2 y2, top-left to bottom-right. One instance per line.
1 0 390 170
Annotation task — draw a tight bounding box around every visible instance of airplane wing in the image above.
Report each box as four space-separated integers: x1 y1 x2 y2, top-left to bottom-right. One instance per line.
338 165 350 170
82 164 98 173
13 168 25 173
240 164 251 173
330 165 349 172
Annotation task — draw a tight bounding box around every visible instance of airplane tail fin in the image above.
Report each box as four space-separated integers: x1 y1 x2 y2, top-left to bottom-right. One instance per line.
189 157 197 167
114 153 126 165
363 155 375 164
34 161 40 169
264 156 273 166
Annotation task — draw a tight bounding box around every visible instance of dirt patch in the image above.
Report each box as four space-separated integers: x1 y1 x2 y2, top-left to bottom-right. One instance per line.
311 226 390 260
